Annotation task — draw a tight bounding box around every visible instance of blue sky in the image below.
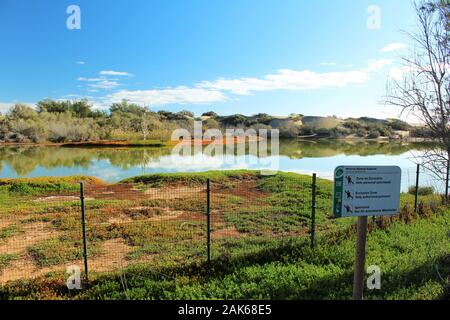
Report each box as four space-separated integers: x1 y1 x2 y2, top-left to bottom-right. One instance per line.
0 0 418 118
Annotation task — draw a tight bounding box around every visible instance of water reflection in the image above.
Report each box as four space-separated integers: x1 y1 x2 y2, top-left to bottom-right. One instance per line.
0 140 435 182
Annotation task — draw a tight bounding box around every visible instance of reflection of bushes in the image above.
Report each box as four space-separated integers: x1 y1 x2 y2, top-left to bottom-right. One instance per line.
408 186 435 196
0 141 439 177
0 146 172 176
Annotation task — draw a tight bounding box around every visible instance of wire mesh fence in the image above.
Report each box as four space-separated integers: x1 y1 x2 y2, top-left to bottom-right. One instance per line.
0 164 448 287
209 173 316 261
402 164 448 200
82 180 207 276
0 180 209 285
0 189 82 285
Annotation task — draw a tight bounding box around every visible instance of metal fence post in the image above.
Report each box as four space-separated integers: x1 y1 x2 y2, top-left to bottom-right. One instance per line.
310 173 317 249
80 182 89 283
414 164 420 213
446 159 449 200
206 178 211 263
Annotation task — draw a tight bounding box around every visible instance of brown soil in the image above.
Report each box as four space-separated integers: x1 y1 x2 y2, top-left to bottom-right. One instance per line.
0 238 135 283
143 186 204 199
0 222 62 284
211 226 241 239
211 180 267 200
81 184 204 201
88 238 133 272
147 210 184 222
0 222 59 255
108 214 133 224
33 196 85 202
0 219 12 229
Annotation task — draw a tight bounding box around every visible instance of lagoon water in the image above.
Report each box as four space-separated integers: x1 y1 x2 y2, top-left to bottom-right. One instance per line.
0 140 441 191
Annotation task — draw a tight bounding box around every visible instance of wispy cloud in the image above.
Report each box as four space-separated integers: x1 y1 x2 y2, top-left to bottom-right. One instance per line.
76 61 86 65
380 43 406 53
77 77 105 82
88 59 394 107
320 62 337 66
106 87 226 106
363 58 393 72
78 76 121 90
198 69 370 96
88 80 120 90
99 70 133 76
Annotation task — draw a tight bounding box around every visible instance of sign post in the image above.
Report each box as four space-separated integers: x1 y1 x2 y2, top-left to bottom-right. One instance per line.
333 166 401 300
353 216 368 300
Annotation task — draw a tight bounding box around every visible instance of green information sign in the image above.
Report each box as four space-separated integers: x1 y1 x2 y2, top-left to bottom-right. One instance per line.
333 166 402 218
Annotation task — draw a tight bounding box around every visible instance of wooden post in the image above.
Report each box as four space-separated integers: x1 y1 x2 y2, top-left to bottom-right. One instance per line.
352 216 368 300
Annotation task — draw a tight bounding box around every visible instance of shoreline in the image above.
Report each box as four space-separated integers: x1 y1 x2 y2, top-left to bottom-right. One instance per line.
0 136 435 148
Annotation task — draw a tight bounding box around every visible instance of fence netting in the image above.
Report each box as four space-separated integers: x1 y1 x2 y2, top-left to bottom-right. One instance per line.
209 175 312 260
0 165 447 286
402 165 447 195
82 181 206 274
0 190 81 285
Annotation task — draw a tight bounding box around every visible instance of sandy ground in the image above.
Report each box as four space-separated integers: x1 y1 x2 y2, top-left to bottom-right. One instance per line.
0 238 136 284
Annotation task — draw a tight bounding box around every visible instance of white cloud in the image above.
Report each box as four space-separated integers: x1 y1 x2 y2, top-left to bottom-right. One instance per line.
76 61 86 65
103 66 373 107
363 58 393 72
106 87 227 106
380 43 407 53
388 67 405 81
388 64 423 81
89 59 393 108
99 70 133 76
88 80 120 90
320 62 337 66
78 76 121 90
77 77 104 82
198 69 370 95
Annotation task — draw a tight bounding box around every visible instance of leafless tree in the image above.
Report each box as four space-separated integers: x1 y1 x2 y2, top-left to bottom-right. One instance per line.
141 115 149 141
385 0 449 197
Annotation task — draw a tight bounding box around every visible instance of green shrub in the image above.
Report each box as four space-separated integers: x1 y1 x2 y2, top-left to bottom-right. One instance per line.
408 186 435 196
368 130 380 139
7 182 77 195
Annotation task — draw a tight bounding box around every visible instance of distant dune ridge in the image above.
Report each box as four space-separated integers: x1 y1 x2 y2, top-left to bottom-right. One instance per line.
0 100 432 144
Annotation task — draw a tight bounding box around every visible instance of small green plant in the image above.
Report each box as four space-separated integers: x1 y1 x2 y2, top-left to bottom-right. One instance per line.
0 254 18 272
0 225 19 240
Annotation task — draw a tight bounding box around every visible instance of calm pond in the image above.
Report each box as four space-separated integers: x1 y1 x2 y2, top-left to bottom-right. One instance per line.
0 140 440 191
